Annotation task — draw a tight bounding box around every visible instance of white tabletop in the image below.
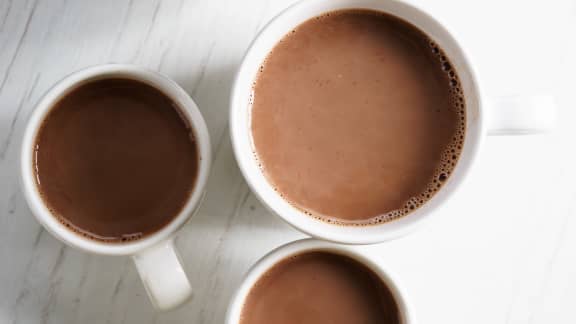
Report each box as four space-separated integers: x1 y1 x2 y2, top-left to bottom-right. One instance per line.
1 0 575 323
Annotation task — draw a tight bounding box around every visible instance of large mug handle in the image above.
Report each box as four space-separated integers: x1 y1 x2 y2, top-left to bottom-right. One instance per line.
487 95 557 135
132 239 192 310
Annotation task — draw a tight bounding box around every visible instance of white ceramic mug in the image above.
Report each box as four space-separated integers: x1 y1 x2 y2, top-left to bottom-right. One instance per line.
226 239 414 323
20 64 212 311
230 0 557 245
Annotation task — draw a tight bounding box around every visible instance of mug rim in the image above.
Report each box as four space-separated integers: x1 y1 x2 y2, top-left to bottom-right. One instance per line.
20 64 212 256
230 0 485 244
225 238 414 324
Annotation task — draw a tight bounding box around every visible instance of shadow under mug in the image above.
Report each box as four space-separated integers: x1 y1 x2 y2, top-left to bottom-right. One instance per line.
230 0 557 245
20 64 212 310
226 239 414 324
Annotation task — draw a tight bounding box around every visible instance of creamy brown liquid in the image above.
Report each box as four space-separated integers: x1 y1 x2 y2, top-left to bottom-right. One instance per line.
34 78 198 242
251 10 465 224
240 252 401 324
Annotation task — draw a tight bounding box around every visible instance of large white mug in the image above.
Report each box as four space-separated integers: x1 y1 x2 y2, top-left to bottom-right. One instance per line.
230 0 556 244
226 239 414 324
20 64 212 310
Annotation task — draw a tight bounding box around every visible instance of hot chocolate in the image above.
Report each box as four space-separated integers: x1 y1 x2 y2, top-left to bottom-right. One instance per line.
251 9 465 224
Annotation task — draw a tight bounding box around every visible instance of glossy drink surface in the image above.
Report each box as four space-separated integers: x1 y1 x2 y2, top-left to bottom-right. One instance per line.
34 78 199 242
240 251 401 324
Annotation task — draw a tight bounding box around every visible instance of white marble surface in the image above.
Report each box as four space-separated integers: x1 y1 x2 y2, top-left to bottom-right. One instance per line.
0 0 575 323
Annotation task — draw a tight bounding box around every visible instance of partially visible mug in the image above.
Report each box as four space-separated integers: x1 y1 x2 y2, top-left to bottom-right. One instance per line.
230 0 557 244
20 64 212 310
226 239 414 324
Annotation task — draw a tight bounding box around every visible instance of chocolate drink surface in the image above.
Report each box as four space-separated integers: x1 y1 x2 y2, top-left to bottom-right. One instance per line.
251 9 465 224
34 78 198 242
240 252 401 324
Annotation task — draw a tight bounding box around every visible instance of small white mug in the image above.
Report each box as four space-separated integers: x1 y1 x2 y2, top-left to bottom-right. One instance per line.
20 64 212 310
230 0 557 244
226 239 414 324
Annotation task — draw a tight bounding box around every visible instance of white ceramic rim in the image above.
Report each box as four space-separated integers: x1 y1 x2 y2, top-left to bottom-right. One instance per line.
225 238 415 324
230 0 484 244
20 64 212 256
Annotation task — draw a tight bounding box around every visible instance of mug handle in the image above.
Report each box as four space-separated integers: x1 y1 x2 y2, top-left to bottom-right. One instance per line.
487 95 557 135
132 239 192 310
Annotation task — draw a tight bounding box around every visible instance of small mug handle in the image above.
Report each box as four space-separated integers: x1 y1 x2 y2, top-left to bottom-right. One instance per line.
487 95 557 135
132 239 192 310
